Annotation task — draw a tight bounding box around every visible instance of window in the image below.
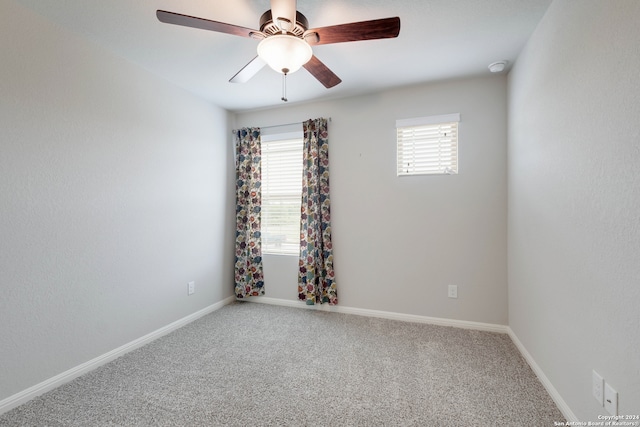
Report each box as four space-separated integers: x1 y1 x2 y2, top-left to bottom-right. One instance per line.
396 113 460 176
261 131 303 255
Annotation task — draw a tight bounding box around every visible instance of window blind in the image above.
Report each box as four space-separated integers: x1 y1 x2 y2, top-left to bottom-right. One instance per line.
261 137 303 255
396 113 460 176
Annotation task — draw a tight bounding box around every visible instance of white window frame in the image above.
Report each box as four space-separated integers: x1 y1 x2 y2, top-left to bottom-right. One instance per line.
260 128 303 256
396 113 460 176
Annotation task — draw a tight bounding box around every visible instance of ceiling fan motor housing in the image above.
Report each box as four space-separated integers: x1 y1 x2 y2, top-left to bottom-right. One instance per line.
259 10 309 36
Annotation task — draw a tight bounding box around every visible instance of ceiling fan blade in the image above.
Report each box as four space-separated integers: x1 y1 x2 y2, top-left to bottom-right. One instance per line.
229 56 267 83
305 17 400 46
270 0 297 32
156 10 257 38
303 56 342 89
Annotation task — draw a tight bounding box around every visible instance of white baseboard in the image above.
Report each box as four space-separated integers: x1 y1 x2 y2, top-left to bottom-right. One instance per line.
0 295 235 416
247 296 509 333
507 327 577 422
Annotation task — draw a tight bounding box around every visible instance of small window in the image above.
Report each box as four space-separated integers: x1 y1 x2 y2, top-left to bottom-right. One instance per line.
396 113 460 176
261 131 303 255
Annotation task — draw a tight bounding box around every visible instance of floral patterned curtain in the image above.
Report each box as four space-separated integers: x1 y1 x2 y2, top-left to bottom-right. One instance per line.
234 127 264 299
298 118 337 305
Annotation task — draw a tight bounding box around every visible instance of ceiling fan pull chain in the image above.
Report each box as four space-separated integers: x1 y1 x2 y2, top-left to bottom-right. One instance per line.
281 68 289 102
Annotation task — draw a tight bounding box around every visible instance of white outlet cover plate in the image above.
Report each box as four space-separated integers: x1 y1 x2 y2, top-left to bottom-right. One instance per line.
188 281 195 295
604 382 618 416
448 285 458 298
592 370 604 406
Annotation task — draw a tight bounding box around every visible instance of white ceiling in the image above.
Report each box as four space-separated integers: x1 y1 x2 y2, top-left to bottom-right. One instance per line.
13 0 552 112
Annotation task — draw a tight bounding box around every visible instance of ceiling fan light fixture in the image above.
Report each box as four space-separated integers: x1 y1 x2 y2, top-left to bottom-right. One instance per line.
257 34 313 74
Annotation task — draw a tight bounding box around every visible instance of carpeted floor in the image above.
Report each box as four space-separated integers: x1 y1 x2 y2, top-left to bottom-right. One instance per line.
0 302 565 426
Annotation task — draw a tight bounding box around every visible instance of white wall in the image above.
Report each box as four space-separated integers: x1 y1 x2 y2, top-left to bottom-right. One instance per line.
235 75 508 325
508 0 640 419
0 1 235 402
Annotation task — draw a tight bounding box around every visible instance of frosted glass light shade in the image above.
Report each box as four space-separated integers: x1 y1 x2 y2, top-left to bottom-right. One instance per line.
257 35 312 74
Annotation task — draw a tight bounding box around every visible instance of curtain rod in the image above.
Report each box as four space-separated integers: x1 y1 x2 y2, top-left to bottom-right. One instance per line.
239 117 332 131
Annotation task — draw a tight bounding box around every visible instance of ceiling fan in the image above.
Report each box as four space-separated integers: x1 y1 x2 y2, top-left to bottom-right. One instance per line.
156 0 400 92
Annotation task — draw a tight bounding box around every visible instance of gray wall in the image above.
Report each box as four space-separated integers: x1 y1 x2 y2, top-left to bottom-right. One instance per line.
508 0 640 419
235 75 509 325
9 0 638 420
0 1 235 401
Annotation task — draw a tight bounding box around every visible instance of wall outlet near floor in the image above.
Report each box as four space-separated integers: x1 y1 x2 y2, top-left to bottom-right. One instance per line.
188 281 195 296
604 382 618 416
448 285 458 298
592 370 604 406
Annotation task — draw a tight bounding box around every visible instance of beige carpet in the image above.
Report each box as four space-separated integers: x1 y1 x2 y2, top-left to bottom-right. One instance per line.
0 302 565 426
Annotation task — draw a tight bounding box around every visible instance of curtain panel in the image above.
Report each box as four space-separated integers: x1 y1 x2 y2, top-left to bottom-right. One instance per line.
233 127 265 299
298 118 337 305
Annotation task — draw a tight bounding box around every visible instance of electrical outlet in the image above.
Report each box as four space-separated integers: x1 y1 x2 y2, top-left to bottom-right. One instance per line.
592 370 604 406
604 382 618 416
448 285 458 298
188 281 195 295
